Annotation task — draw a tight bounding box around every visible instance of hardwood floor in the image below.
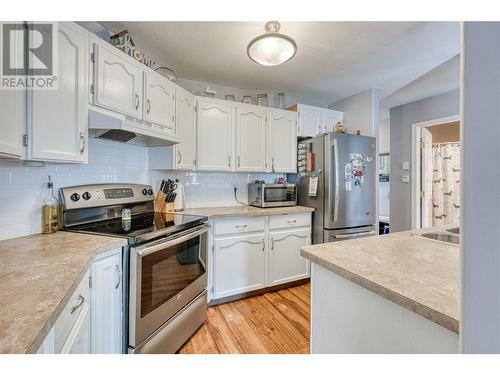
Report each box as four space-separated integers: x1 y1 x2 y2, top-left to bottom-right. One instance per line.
178 283 311 354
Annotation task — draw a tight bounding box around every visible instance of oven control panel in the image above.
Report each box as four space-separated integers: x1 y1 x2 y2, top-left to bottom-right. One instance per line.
60 183 154 210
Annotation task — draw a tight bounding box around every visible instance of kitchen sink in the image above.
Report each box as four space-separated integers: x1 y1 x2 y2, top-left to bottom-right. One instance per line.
418 232 460 245
446 227 460 235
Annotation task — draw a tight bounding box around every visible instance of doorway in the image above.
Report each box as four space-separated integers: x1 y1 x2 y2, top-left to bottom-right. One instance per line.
411 116 461 229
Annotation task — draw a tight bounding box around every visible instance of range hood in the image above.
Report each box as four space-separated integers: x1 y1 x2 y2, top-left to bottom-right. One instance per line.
88 107 180 147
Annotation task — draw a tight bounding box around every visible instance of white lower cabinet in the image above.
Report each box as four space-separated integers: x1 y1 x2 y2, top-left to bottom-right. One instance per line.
269 228 311 286
60 303 91 354
90 251 121 354
37 248 122 354
214 233 267 299
211 213 311 301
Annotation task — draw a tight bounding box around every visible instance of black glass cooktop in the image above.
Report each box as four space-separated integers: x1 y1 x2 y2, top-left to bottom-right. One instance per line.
70 212 207 242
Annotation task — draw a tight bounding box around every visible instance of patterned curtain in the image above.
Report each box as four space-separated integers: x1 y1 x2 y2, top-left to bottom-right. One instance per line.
432 143 461 226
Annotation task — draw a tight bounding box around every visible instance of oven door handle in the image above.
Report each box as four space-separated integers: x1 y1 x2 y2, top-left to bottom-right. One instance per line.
135 224 209 257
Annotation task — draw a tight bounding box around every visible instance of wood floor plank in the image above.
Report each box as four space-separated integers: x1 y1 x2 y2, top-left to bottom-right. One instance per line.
217 302 270 354
276 288 310 319
180 283 311 354
263 291 310 340
206 306 244 354
179 322 219 354
288 284 311 305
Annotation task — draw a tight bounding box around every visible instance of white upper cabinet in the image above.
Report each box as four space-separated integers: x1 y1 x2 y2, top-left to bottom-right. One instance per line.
322 108 344 134
143 70 176 129
0 22 24 159
91 251 121 354
297 104 323 137
29 22 89 163
175 87 196 170
290 104 344 138
93 41 142 118
196 97 234 171
235 103 267 172
268 109 297 173
269 228 310 286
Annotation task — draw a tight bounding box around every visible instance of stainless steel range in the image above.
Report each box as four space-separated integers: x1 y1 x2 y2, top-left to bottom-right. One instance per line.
60 183 209 354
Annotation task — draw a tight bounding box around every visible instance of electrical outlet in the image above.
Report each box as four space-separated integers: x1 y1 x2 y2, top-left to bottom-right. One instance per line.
402 175 410 183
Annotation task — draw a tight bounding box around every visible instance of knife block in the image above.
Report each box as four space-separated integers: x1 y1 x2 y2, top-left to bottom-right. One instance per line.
154 191 175 213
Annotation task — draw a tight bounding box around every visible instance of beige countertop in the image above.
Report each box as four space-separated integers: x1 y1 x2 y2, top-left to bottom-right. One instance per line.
181 205 314 219
0 231 126 354
301 228 459 333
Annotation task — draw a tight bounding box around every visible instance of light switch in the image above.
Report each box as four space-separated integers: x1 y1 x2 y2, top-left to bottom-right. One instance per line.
402 161 410 170
402 175 410 183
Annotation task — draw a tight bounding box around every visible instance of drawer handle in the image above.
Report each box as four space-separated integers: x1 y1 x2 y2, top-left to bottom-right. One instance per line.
70 294 85 314
114 265 121 289
234 225 247 229
287 220 297 224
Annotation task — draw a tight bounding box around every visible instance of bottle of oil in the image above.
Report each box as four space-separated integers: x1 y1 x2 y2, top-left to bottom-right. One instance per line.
42 175 59 234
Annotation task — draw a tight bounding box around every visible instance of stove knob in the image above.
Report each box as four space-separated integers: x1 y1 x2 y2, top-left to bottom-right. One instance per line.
82 192 91 200
142 188 148 196
148 189 154 195
70 193 80 202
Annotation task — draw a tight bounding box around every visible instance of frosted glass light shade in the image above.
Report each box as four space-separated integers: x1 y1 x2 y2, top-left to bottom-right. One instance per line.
247 22 297 66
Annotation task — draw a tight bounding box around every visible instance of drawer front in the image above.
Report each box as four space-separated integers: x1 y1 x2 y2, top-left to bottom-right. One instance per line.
53 269 91 353
269 212 311 230
214 216 265 236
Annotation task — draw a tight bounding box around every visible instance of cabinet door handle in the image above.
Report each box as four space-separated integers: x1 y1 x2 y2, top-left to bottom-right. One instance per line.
135 94 140 110
146 99 151 114
177 150 182 165
114 265 121 289
262 238 265 251
228 155 231 167
237 156 241 167
270 238 275 250
70 294 85 314
79 133 85 154
271 158 275 172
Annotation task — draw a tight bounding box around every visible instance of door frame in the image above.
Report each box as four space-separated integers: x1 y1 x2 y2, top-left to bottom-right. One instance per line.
411 115 460 229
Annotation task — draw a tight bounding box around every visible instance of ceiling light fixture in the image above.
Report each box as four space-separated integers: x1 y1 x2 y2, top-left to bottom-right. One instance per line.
247 21 297 67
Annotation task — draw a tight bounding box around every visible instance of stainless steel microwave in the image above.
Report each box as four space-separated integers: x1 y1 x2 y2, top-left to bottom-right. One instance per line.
248 183 297 208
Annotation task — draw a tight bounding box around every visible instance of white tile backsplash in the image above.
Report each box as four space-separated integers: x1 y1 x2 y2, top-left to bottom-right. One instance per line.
149 170 285 208
0 138 287 240
0 138 149 240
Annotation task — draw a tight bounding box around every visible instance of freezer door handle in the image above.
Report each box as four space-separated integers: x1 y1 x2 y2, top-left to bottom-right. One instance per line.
332 230 376 239
332 138 339 222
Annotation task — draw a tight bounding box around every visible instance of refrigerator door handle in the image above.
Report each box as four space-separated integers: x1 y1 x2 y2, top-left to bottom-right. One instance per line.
333 138 339 222
332 230 377 239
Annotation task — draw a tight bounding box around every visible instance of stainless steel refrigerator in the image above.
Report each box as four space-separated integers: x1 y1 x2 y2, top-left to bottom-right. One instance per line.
289 133 377 244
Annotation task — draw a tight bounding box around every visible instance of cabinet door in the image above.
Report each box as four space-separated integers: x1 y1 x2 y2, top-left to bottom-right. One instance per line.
60 303 91 354
235 103 267 172
91 252 121 354
269 109 297 173
0 22 24 158
196 98 234 171
322 109 343 133
144 70 176 129
30 22 88 162
214 233 266 299
298 105 322 137
175 87 196 170
94 42 142 118
269 228 310 286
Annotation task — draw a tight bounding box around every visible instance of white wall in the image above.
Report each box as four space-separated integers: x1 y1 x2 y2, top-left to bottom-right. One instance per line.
0 139 149 240
329 88 380 137
460 22 500 353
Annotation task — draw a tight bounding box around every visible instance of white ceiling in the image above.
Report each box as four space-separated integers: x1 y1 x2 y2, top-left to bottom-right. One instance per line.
101 21 460 107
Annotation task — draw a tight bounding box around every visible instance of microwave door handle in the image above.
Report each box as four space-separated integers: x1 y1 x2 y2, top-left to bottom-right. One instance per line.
332 138 339 222
136 224 209 257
